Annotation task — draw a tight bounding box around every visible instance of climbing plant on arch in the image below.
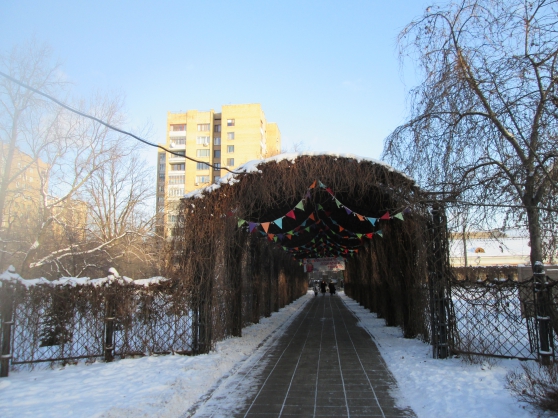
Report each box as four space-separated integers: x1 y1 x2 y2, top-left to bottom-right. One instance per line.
167 154 453 357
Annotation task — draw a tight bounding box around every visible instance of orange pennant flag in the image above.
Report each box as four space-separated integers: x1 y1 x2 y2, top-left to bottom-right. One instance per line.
267 233 275 241
261 222 270 233
286 234 292 240
309 213 315 221
309 180 317 189
339 225 344 232
356 214 365 221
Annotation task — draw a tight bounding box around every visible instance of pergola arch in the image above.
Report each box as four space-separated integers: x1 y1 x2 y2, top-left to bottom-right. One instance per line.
169 154 451 357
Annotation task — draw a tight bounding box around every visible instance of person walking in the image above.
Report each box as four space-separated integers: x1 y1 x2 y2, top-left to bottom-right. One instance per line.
329 281 336 295
320 280 327 295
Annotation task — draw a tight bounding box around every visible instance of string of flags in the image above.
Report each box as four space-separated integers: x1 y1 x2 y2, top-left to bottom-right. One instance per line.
233 180 407 260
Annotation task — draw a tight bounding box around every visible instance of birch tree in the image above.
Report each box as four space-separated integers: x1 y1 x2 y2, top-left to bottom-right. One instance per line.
383 0 558 266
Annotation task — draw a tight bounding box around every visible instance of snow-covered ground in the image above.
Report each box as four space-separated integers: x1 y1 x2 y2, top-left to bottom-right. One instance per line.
0 291 534 417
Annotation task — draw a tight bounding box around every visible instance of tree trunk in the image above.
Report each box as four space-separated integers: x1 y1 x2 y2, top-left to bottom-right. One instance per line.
526 204 544 267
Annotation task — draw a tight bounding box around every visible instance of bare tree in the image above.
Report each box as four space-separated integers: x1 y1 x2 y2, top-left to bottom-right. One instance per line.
383 0 558 266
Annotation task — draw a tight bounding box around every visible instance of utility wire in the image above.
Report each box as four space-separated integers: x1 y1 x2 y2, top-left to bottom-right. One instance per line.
0 70 244 175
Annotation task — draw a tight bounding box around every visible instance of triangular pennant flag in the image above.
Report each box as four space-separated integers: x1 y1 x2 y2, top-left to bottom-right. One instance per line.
261 222 270 233
331 219 338 225
326 187 334 195
365 233 373 239
335 199 342 208
356 214 365 221
274 217 283 229
286 210 296 220
226 211 234 217
380 211 391 220
273 236 278 242
286 234 292 240
308 213 315 221
238 219 246 227
309 180 317 189
317 204 324 211
344 207 353 215
339 225 344 232
267 233 275 241
305 227 311 233
319 181 326 188
356 233 363 238
376 230 383 238
305 190 311 199
277 234 284 241
295 200 305 211
249 222 258 233
367 217 377 226
394 213 404 221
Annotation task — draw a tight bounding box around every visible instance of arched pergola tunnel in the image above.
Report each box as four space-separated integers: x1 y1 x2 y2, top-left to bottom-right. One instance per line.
169 154 452 357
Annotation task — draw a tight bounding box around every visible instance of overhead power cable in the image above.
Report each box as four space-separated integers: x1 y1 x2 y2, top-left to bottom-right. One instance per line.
0 70 244 175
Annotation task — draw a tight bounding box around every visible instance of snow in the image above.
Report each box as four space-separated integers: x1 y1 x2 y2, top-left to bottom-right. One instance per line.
0 291 536 417
0 267 170 288
183 152 414 200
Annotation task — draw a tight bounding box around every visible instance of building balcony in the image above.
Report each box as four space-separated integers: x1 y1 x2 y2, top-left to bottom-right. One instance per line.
169 131 187 138
168 155 186 163
169 141 186 149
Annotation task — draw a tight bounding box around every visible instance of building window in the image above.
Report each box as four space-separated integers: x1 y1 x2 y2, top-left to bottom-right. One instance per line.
158 197 164 203
170 163 185 171
214 150 221 158
196 149 210 157
197 123 210 131
227 132 235 140
214 124 221 133
196 136 210 145
214 176 221 182
168 188 185 197
227 119 235 126
168 175 185 185
214 163 221 171
172 150 185 157
170 124 186 131
227 145 234 153
159 173 165 179
227 158 234 166
169 215 178 223
159 155 165 162
159 164 165 171
214 137 221 145
196 162 210 170
195 175 210 183
171 138 186 146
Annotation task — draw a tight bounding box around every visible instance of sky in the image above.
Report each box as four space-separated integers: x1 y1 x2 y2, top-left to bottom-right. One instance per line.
0 0 433 166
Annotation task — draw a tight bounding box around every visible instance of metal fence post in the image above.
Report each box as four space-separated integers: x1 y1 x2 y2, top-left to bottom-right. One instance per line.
534 261 553 365
104 295 115 362
0 283 14 377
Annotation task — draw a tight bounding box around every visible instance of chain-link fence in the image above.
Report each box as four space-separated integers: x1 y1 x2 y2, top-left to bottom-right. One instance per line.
450 276 558 360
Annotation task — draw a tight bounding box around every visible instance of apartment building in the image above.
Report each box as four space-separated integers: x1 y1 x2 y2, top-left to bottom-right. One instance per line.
156 104 281 231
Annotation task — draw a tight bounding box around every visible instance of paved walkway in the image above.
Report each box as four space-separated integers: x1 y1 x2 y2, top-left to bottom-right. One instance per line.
192 293 415 418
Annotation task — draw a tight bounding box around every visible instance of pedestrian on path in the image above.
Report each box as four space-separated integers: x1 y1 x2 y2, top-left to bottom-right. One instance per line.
329 281 336 295
320 280 327 295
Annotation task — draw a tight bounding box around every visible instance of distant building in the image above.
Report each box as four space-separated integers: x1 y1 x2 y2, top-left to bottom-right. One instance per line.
156 104 281 233
0 144 48 232
449 229 532 267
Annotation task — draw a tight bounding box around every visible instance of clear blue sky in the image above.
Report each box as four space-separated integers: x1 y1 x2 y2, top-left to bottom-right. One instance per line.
1 0 433 164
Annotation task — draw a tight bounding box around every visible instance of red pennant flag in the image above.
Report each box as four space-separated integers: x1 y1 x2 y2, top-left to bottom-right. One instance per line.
325 211 332 217
267 233 275 241
366 233 373 239
339 226 344 232
309 213 315 221
261 222 270 233
326 187 334 195
380 211 391 220
286 234 292 240
226 211 234 217
286 210 296 219
309 180 317 189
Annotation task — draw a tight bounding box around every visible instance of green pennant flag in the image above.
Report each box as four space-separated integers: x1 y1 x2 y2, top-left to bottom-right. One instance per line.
394 213 404 221
273 236 278 242
317 204 324 211
305 227 311 233
238 219 246 227
376 230 383 238
295 200 305 211
356 233 363 238
335 199 342 208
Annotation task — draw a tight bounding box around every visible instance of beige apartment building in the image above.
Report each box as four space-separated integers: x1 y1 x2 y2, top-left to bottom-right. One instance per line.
156 103 281 232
